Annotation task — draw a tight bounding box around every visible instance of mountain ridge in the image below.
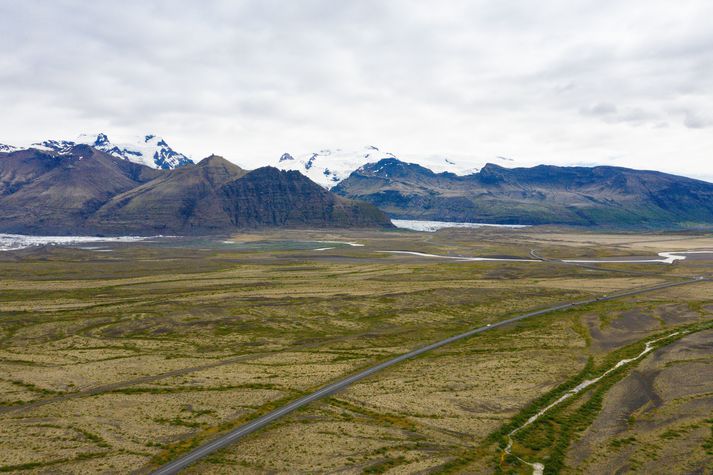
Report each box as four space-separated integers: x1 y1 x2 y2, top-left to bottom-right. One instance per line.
3 138 713 230
333 158 713 228
0 145 162 234
6 133 194 170
0 148 393 234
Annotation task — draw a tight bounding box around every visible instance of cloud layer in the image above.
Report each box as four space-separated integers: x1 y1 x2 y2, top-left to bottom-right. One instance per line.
1 0 711 180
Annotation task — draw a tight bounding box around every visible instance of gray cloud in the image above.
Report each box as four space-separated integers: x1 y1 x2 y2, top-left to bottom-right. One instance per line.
0 0 711 181
683 110 712 129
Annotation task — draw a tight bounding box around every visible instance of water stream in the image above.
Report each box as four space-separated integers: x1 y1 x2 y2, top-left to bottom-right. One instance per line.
381 250 708 264
502 331 681 474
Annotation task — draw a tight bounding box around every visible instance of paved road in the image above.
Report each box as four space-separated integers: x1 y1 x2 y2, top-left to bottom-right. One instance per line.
150 276 706 475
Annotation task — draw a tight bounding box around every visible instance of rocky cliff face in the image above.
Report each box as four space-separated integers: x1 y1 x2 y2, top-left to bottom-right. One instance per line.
88 155 248 234
218 167 394 229
0 149 393 235
333 159 713 228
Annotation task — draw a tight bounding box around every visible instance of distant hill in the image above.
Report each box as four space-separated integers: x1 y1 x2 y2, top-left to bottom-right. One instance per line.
333 158 713 228
0 148 393 235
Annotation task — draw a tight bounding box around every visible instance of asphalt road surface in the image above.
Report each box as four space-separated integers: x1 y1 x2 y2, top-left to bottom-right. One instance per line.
151 276 705 475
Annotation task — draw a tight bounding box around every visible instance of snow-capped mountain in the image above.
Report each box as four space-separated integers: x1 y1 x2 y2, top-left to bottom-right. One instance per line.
29 133 193 169
273 146 485 188
0 143 18 153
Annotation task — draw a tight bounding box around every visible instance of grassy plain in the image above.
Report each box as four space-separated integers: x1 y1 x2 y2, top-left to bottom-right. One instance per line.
0 227 711 474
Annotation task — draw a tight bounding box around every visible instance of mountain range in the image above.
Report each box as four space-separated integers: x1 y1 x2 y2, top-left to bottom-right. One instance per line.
2 133 713 232
333 158 713 228
5 135 496 184
0 145 392 235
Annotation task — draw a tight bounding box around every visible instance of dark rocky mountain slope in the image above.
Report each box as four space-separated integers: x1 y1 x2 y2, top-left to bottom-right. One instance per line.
0 146 161 234
218 166 392 229
0 148 393 234
333 158 713 228
88 155 248 234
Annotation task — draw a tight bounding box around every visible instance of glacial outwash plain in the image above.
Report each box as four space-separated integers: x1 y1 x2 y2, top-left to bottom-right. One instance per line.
1 227 711 474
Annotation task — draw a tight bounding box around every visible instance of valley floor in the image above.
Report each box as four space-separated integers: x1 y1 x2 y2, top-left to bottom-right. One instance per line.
0 227 711 474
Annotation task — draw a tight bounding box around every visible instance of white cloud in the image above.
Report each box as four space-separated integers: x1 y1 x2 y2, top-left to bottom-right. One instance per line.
0 0 711 181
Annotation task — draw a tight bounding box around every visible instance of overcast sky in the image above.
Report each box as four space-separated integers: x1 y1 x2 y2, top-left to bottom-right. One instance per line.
1 0 711 181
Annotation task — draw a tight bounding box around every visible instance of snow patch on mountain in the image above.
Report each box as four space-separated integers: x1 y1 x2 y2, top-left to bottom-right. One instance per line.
0 143 19 153
273 147 385 187
29 133 193 169
31 139 78 155
273 146 494 188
